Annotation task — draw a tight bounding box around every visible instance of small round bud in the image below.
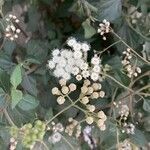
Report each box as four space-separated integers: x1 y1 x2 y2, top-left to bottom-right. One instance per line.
59 79 67 86
91 92 99 99
69 83 76 91
76 75 82 81
81 86 88 94
84 80 91 86
87 87 94 94
81 96 89 104
16 29 21 33
99 91 105 98
87 105 95 112
136 67 141 73
86 116 94 125
97 119 104 127
92 83 101 91
57 96 65 105
52 87 60 95
61 86 69 95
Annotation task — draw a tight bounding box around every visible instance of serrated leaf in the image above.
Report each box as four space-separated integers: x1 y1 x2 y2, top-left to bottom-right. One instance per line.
82 19 96 39
10 64 22 88
143 99 150 112
18 94 39 111
11 88 23 109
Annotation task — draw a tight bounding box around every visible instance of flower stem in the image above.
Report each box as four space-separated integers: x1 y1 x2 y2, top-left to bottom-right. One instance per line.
112 30 150 64
46 99 80 125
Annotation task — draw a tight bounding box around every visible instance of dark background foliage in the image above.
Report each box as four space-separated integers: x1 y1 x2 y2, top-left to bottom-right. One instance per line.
0 0 149 149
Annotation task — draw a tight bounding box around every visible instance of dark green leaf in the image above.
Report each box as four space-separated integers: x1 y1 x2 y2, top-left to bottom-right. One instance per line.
143 99 150 112
18 94 39 111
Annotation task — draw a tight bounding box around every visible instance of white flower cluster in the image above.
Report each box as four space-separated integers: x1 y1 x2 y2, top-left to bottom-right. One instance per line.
118 139 132 150
123 123 135 135
5 14 21 41
97 19 111 40
48 122 64 144
122 48 142 78
83 126 97 149
9 137 17 150
48 37 102 81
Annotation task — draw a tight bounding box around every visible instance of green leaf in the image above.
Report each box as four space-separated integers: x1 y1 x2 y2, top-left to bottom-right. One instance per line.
129 129 148 146
90 0 122 21
0 69 10 92
0 88 7 109
116 21 142 53
143 99 150 112
10 64 22 88
11 88 23 109
21 74 37 96
18 94 39 111
82 19 96 39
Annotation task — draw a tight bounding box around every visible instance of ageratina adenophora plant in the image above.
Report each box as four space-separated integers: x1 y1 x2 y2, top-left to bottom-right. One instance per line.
0 0 149 150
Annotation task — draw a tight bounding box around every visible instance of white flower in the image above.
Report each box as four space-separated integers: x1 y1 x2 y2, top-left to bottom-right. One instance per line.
61 50 72 59
62 73 71 80
91 55 100 65
82 70 90 78
75 59 84 67
54 68 65 77
64 64 72 73
52 49 60 56
80 62 88 70
82 42 90 52
48 60 55 69
73 42 82 51
53 56 60 63
67 58 75 66
67 37 77 47
49 132 62 144
73 50 82 59
92 65 101 73
72 67 80 75
91 72 99 81
57 57 67 67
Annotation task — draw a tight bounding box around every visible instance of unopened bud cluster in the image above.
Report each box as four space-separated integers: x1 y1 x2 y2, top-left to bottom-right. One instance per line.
5 14 21 41
122 48 141 78
97 19 111 40
65 118 81 138
10 120 46 149
85 110 107 131
51 79 77 105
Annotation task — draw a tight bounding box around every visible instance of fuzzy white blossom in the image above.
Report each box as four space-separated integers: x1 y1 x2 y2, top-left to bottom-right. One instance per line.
47 37 102 81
